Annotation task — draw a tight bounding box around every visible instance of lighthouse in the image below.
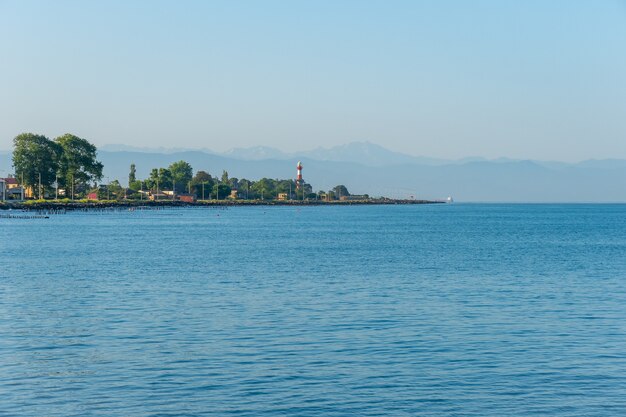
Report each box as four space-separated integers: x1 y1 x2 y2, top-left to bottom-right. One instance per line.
296 161 303 190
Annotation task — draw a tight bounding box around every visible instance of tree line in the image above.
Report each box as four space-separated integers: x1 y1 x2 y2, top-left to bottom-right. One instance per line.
12 132 103 199
121 164 321 201
9 132 353 201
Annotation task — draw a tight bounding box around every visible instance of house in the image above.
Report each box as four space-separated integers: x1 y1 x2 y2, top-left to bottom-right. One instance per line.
1 177 24 201
149 192 168 201
177 194 196 203
229 190 238 199
87 192 98 201
277 193 288 201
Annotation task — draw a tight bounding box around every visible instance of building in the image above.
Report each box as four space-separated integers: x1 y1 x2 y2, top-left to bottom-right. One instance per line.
296 161 303 190
87 192 98 201
277 193 288 201
178 194 196 203
149 192 168 201
0 177 24 201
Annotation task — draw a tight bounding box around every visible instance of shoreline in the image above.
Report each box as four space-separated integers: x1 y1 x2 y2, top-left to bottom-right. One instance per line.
0 199 445 211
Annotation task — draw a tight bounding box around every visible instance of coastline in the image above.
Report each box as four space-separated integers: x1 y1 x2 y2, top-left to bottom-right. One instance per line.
0 199 445 212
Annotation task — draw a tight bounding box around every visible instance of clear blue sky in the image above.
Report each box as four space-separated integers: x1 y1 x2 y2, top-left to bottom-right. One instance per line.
1 0 625 161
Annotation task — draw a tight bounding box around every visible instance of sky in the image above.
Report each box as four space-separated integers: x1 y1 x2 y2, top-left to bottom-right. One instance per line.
0 0 625 161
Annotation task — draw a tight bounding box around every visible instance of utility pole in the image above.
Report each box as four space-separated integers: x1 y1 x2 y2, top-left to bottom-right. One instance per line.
38 172 42 199
202 182 205 200
55 173 58 200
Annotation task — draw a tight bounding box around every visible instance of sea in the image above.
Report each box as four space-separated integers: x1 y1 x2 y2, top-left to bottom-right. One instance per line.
1 204 625 416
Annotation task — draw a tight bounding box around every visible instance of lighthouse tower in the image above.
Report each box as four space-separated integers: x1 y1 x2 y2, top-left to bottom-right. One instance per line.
296 161 303 190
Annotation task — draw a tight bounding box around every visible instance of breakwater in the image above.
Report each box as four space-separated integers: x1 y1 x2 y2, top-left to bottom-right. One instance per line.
1 198 444 212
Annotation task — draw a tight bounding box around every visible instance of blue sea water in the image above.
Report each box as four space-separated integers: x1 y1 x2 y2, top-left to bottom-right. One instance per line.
1 204 626 416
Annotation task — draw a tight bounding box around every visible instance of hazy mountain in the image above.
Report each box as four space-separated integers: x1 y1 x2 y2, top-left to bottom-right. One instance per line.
223 146 290 161
222 141 449 166
99 144 208 154
300 141 448 166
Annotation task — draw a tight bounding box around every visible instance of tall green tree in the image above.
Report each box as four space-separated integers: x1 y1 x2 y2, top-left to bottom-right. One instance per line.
147 168 172 191
213 183 231 200
238 178 253 199
191 170 213 198
54 134 103 193
333 185 350 198
169 160 193 193
129 163 136 185
251 178 276 200
12 133 62 198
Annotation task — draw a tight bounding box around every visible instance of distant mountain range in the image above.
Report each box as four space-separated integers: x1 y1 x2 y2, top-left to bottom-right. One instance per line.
2 141 625 202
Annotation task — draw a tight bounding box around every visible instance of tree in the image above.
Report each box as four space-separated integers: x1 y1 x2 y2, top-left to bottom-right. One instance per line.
295 182 313 200
147 167 172 191
238 178 253 199
221 170 229 184
12 133 62 198
129 163 136 185
129 180 144 191
251 178 275 200
191 170 213 199
169 160 193 193
333 185 350 198
276 179 295 197
107 180 124 199
193 170 212 184
213 184 231 200
55 134 103 195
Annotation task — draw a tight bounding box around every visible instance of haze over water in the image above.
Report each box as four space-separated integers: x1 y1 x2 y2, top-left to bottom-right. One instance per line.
1 204 626 416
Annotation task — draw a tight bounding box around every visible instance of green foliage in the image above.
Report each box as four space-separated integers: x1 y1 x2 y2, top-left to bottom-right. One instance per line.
12 133 62 198
333 185 350 197
237 179 253 199
192 170 212 184
169 160 193 193
54 133 103 192
107 180 124 199
251 178 275 199
213 183 231 200
129 180 144 191
129 163 136 184
294 182 313 200
147 168 172 190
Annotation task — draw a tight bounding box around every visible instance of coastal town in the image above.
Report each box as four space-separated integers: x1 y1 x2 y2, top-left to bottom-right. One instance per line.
1 132 438 208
